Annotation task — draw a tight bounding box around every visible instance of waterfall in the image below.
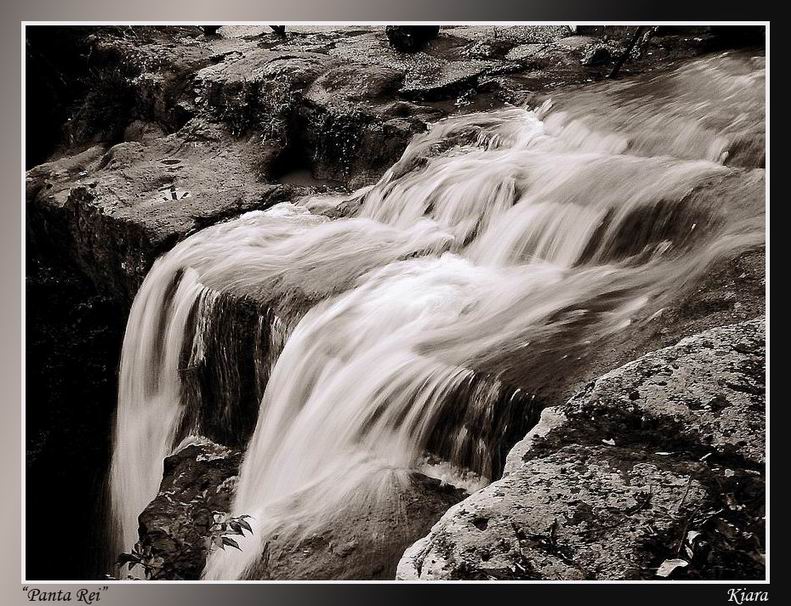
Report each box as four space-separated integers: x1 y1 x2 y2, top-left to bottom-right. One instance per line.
109 51 764 578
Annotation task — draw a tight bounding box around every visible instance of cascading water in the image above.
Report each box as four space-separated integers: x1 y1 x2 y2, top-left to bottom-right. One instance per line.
109 51 765 579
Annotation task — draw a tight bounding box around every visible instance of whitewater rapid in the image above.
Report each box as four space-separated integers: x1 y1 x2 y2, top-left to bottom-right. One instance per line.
108 51 765 579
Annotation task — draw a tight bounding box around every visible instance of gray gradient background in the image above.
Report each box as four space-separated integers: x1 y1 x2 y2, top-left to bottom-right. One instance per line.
2 2 772 604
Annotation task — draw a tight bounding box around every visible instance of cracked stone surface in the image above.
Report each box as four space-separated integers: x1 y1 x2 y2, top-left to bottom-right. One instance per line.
27 128 291 301
398 319 766 580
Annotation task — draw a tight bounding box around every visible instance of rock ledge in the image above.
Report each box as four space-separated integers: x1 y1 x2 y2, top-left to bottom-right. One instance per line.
398 318 765 580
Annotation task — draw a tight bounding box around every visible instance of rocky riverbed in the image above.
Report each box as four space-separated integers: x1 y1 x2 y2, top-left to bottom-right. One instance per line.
25 25 765 580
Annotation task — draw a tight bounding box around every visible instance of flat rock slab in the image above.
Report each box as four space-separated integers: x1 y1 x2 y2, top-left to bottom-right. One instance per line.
400 444 712 580
399 319 765 580
328 31 498 98
27 121 291 301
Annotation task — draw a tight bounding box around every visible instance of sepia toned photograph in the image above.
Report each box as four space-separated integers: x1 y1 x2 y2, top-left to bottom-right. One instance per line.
23 22 766 584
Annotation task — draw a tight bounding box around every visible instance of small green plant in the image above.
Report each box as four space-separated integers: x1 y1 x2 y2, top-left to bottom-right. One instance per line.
207 512 254 552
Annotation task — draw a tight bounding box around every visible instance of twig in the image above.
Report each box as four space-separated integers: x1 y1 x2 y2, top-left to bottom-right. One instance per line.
674 475 693 514
675 505 701 557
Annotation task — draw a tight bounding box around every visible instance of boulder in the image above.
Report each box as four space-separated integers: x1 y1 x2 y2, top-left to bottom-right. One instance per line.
247 473 467 580
398 319 766 580
136 439 243 580
385 26 440 53
328 32 497 101
299 64 434 186
581 45 613 66
304 64 404 105
136 437 467 580
194 49 332 139
508 318 766 468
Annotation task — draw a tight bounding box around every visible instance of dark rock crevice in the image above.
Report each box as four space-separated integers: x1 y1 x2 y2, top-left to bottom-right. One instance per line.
25 247 126 580
177 297 277 449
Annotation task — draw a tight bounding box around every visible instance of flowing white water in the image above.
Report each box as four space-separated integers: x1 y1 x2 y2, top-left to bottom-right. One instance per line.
109 52 765 578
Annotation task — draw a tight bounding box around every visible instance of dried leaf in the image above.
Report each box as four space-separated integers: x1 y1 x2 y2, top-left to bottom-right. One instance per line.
656 558 688 578
686 530 702 544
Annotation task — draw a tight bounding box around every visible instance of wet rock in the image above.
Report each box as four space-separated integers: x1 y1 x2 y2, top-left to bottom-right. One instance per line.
461 39 515 60
193 45 436 187
556 35 601 51
505 43 552 62
399 319 765 580
509 318 766 467
137 438 243 580
327 32 496 101
512 36 622 69
136 438 466 580
247 473 467 580
298 63 433 186
446 25 572 46
305 64 404 104
385 26 440 53
195 49 332 139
